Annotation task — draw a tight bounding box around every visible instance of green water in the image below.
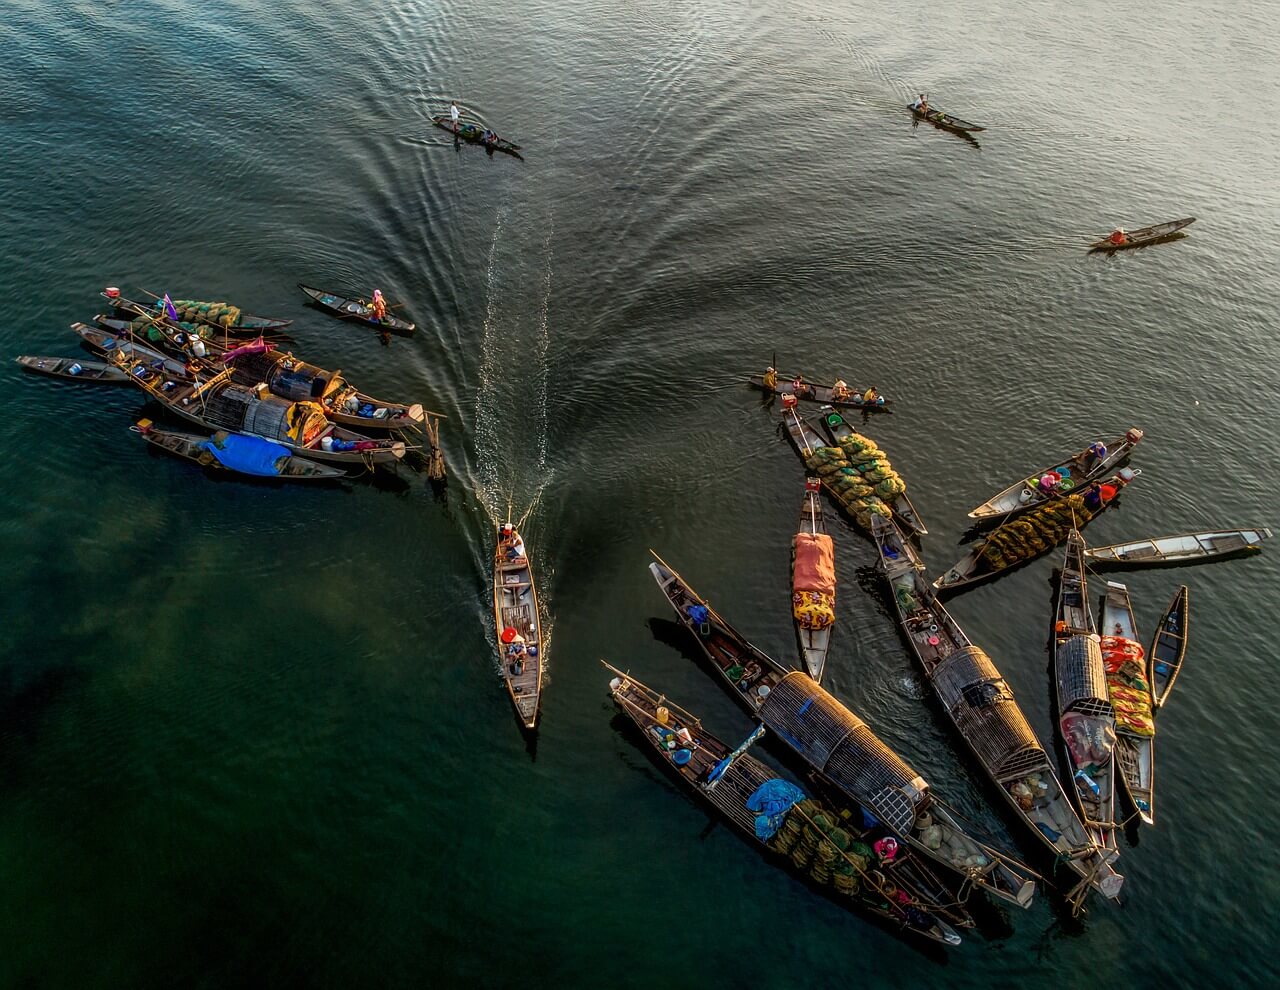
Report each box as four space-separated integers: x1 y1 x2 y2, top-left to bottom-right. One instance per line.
2 0 1277 986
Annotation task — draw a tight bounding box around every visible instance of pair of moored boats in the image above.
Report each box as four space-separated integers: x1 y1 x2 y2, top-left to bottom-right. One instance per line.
1052 531 1191 836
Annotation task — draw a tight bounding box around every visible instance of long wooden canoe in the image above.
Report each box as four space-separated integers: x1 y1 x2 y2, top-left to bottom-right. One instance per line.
16 355 128 384
298 284 416 336
873 516 1112 903
748 373 892 411
967 429 1144 521
910 105 985 133
603 663 964 945
104 290 290 333
1098 582 1156 826
1089 218 1195 252
131 419 346 481
494 522 543 729
431 116 524 158
936 470 1137 594
792 478 834 682
1084 529 1271 569
1051 531 1121 855
1148 586 1190 711
649 551 1041 908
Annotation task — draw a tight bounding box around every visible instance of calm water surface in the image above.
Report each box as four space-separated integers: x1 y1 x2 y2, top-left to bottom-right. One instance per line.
1 0 1277 986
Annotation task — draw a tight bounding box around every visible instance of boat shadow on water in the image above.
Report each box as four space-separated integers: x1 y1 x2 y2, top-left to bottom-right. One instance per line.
606 709 955 963
912 117 981 150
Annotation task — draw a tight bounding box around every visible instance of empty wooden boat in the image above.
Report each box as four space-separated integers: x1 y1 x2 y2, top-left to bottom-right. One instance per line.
494 521 543 729
16 355 128 384
1098 582 1156 826
1149 586 1190 710
967 429 1144 522
1085 529 1271 569
604 663 964 945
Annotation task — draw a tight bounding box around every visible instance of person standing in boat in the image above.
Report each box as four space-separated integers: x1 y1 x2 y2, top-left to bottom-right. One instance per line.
1085 441 1108 468
762 366 778 391
449 99 463 133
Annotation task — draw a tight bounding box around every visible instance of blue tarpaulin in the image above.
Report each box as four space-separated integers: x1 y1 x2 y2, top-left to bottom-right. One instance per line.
745 778 806 840
197 433 290 476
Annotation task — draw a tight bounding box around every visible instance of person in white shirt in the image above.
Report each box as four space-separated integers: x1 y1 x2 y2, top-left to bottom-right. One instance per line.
911 93 929 113
449 100 462 132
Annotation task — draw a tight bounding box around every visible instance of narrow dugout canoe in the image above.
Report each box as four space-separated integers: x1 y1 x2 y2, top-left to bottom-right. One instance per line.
909 105 985 133
298 284 416 336
431 115 524 158
748 373 891 411
1148 586 1190 711
1097 582 1156 826
967 429 1144 521
104 289 290 333
494 521 543 729
1084 528 1271 569
16 355 129 384
1088 218 1196 252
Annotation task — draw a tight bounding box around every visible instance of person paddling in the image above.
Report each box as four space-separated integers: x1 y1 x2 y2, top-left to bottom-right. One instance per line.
370 289 387 323
449 99 462 133
911 93 929 114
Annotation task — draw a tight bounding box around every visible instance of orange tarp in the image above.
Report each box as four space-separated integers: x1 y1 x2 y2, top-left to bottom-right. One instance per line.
793 533 836 595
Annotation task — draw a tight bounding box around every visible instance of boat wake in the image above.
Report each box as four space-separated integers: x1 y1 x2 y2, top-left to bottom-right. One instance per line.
471 200 558 673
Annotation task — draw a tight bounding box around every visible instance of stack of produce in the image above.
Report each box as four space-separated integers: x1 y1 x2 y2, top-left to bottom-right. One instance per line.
125 315 215 342
168 299 245 329
768 798 868 896
792 533 836 629
836 431 906 500
1100 637 1155 736
978 492 1104 570
803 446 893 530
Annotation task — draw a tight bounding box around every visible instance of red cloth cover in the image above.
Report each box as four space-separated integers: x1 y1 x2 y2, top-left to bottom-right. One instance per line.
792 533 836 595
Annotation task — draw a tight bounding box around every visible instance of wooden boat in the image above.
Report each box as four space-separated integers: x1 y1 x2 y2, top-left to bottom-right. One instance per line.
298 284 416 336
604 663 964 945
935 469 1137 593
792 478 835 682
431 115 524 159
1149 586 1190 710
816 408 928 536
88 318 425 434
16 355 128 384
1051 531 1120 854
1085 529 1271 569
1089 218 1195 252
909 105 985 134
494 522 543 729
967 429 1144 522
105 349 407 466
748 372 891 411
649 552 1039 908
103 288 291 332
131 419 346 481
1097 582 1156 825
71 322 190 377
873 516 1120 901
